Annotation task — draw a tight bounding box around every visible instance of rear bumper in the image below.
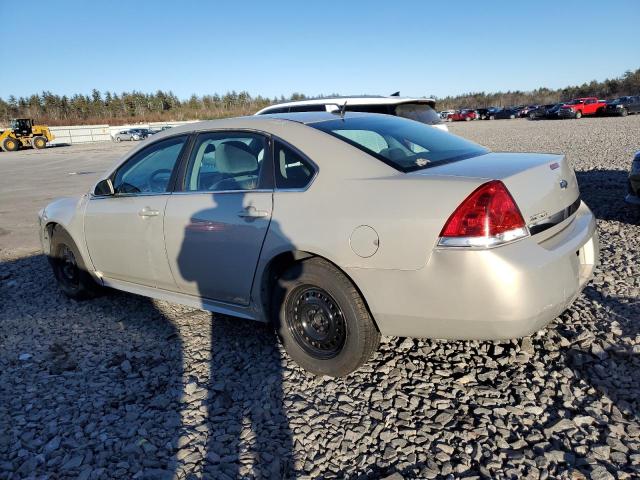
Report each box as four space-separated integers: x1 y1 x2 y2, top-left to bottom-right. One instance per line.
348 202 599 340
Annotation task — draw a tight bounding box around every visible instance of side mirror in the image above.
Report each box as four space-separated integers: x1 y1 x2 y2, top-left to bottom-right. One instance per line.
94 178 114 196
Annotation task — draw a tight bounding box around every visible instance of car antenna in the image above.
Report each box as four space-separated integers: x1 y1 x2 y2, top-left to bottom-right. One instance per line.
340 100 347 118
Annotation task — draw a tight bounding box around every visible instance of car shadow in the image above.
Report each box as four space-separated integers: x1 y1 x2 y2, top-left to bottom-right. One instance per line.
175 191 295 478
575 169 639 224
0 253 185 478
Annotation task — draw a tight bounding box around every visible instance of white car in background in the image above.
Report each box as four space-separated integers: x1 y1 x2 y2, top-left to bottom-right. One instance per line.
255 95 448 131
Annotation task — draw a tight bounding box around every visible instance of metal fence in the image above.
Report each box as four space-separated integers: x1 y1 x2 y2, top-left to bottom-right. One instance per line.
49 121 197 145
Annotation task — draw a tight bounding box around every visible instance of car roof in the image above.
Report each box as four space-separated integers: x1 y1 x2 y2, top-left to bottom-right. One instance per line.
255 96 436 114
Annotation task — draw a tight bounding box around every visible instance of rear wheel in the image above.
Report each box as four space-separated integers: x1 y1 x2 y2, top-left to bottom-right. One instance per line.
2 137 20 152
272 257 380 377
575 110 582 119
49 225 102 300
32 136 47 149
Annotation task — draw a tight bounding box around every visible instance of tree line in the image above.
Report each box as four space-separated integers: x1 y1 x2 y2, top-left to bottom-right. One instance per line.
1 69 638 126
436 68 640 110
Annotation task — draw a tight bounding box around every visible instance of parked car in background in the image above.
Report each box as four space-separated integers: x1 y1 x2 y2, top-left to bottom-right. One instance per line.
39 112 598 376
130 128 153 139
112 130 138 142
526 104 557 120
256 95 448 131
475 108 491 120
519 105 540 118
484 107 502 120
490 107 520 119
447 109 477 121
543 103 566 119
605 96 640 116
440 110 455 120
626 151 640 206
559 97 607 119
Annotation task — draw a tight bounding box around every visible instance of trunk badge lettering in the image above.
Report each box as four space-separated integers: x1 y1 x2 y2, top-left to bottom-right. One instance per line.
550 162 560 170
530 211 548 223
559 179 568 189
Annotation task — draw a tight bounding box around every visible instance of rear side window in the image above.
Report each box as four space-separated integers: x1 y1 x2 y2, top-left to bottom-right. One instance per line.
394 103 442 125
261 107 289 114
311 115 488 172
344 104 392 115
274 141 315 189
288 104 326 112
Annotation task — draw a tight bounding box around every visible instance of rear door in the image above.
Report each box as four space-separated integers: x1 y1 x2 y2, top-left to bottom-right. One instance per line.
163 131 273 305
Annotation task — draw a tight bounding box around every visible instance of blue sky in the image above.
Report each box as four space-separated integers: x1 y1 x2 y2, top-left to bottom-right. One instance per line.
1 0 638 100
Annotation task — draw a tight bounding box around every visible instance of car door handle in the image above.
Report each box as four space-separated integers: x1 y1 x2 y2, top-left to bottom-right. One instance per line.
138 207 160 217
238 206 269 218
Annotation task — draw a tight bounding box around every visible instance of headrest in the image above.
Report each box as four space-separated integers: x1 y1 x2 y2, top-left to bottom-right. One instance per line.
216 143 258 174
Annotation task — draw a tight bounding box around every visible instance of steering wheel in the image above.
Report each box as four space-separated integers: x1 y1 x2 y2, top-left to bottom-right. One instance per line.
148 169 172 192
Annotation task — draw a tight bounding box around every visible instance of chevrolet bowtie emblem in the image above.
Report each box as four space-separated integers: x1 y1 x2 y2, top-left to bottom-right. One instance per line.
559 179 568 189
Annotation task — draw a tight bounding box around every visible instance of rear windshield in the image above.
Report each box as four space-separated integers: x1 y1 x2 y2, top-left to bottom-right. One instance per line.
310 114 489 172
394 102 442 125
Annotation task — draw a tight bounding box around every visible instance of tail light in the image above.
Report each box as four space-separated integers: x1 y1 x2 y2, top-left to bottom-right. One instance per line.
438 180 529 248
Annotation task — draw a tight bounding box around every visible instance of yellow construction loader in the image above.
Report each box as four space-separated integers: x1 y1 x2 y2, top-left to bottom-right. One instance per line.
0 118 55 152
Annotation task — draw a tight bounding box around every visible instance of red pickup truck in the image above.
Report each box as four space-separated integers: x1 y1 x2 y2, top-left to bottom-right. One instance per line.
559 97 607 119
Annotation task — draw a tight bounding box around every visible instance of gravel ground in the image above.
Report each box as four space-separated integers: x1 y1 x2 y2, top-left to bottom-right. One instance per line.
1 116 639 479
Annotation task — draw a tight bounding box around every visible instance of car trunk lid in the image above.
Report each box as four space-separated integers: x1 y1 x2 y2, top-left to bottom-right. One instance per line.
411 152 580 234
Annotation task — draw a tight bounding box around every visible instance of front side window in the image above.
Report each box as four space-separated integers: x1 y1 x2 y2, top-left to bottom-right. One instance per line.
112 135 187 194
184 132 267 192
274 141 315 189
311 115 488 172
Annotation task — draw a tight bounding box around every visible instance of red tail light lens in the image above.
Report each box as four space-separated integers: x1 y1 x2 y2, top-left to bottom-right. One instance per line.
439 180 528 247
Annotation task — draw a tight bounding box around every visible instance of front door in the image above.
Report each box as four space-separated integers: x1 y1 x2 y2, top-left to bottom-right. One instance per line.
84 135 189 289
163 131 273 305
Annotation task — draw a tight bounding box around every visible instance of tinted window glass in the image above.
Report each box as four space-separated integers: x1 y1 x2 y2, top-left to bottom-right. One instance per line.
274 142 315 189
311 115 488 172
288 104 326 112
394 103 442 125
344 104 391 115
261 107 289 114
113 135 187 194
184 132 267 192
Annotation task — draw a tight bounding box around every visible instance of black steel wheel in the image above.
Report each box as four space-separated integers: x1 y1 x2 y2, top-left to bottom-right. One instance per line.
272 257 380 377
49 225 102 300
286 286 346 359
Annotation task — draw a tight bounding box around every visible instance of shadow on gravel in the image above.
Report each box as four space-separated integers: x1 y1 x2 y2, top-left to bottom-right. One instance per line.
576 169 640 225
0 254 185 478
569 286 640 422
175 189 294 478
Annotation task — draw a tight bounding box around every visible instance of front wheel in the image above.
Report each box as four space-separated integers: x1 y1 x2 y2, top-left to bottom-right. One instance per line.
272 258 380 377
621 108 628 117
115 136 122 142
510 114 516 119
2 137 20 152
49 225 102 300
575 110 582 119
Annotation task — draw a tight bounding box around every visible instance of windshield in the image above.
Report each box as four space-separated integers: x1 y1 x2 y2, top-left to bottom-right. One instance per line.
394 103 442 125
310 114 489 172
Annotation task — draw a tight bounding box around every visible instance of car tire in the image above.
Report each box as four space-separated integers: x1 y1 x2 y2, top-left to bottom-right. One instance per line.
621 108 628 117
2 137 20 152
465 117 471 121
272 257 380 377
49 225 102 300
115 136 121 142
529 113 536 120
510 114 515 119
489 115 495 120
575 110 582 119
32 136 47 149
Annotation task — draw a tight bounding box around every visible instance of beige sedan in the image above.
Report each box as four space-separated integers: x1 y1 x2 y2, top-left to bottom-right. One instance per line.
39 112 599 376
